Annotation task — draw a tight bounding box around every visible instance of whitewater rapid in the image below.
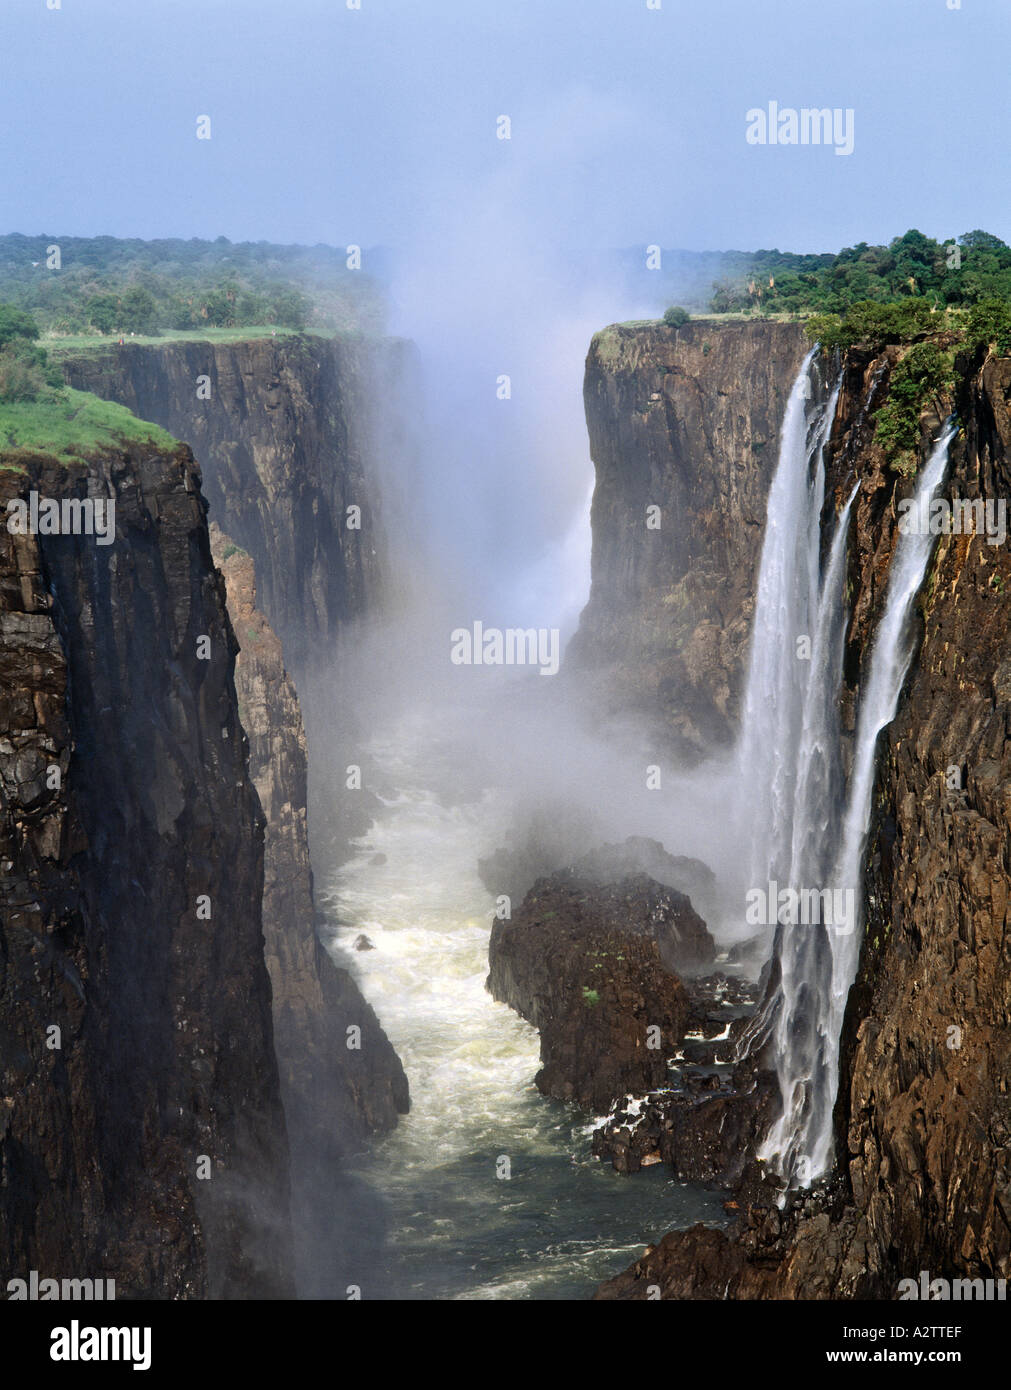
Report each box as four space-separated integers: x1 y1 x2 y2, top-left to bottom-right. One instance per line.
321 702 728 1299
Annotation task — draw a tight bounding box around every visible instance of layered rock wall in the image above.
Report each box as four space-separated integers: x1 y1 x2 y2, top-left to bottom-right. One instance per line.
62 334 411 672
209 523 408 1157
586 328 1011 1297
568 320 809 758
0 442 292 1298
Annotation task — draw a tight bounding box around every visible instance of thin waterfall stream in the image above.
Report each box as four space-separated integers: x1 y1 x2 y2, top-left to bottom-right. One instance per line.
736 350 956 1192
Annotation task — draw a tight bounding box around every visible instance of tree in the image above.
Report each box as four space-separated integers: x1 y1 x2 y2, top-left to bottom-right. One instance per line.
0 329 59 402
874 341 954 468
0 302 39 347
663 305 690 327
965 299 1011 356
271 288 308 329
0 347 46 401
804 312 849 351
166 295 196 331
120 286 158 334
87 293 121 334
961 230 1008 252
201 289 236 327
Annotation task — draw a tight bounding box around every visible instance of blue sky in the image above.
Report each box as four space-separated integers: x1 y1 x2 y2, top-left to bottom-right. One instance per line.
1 0 1006 255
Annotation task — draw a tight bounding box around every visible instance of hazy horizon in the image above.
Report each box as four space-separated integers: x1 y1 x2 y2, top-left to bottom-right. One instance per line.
2 0 1005 254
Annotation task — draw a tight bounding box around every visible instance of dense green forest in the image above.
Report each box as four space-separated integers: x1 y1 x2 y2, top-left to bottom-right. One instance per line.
708 229 1011 316
0 234 385 338
652 230 1011 477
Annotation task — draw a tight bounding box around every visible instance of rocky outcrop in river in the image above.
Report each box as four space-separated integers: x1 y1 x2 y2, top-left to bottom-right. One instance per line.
487 849 716 1112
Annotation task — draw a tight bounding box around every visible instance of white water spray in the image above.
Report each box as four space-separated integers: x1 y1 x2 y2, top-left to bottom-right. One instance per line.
756 477 858 1181
735 353 841 930
813 422 956 1173
754 416 955 1189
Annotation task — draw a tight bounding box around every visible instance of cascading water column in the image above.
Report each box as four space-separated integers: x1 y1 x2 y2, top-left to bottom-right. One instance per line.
817 422 956 1171
756 479 858 1182
758 420 956 1189
735 349 828 915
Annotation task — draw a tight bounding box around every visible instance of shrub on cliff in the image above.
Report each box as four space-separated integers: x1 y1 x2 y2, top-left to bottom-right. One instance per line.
663 305 690 328
874 341 954 473
0 304 61 402
964 298 1011 356
803 312 851 351
805 297 939 352
0 304 40 348
0 346 48 401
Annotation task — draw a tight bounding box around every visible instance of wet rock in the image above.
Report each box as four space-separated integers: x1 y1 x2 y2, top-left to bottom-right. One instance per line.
566 319 809 761
488 869 714 1112
572 837 717 924
480 827 718 927
477 802 598 904
590 971 772 1183
62 335 411 672
211 525 408 1295
211 524 408 1156
592 334 1011 1299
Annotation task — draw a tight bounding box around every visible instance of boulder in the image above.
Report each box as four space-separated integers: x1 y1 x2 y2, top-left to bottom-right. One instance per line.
488 870 715 1112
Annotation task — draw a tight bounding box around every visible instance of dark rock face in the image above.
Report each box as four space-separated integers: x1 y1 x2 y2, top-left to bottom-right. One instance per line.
807 347 1011 1295
573 837 718 926
0 445 292 1298
208 525 408 1295
591 974 771 1182
567 320 809 760
209 524 409 1150
594 1224 751 1301
591 333 1011 1299
477 804 600 907
61 335 411 672
488 870 715 1112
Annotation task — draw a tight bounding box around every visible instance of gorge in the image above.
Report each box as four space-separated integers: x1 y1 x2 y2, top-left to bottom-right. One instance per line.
2 304 1008 1302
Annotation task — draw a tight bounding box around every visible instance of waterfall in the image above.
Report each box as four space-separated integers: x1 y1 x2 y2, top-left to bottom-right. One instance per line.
735 353 840 925
755 479 858 1182
812 422 956 1172
751 415 956 1191
736 350 837 907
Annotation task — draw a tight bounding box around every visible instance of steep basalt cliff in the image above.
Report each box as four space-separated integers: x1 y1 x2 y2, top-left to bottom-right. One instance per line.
590 329 1011 1299
567 319 809 760
208 524 408 1294
61 334 411 673
209 523 408 1146
0 442 292 1298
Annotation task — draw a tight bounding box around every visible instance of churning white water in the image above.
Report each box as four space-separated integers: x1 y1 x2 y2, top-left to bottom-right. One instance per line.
322 697 728 1299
